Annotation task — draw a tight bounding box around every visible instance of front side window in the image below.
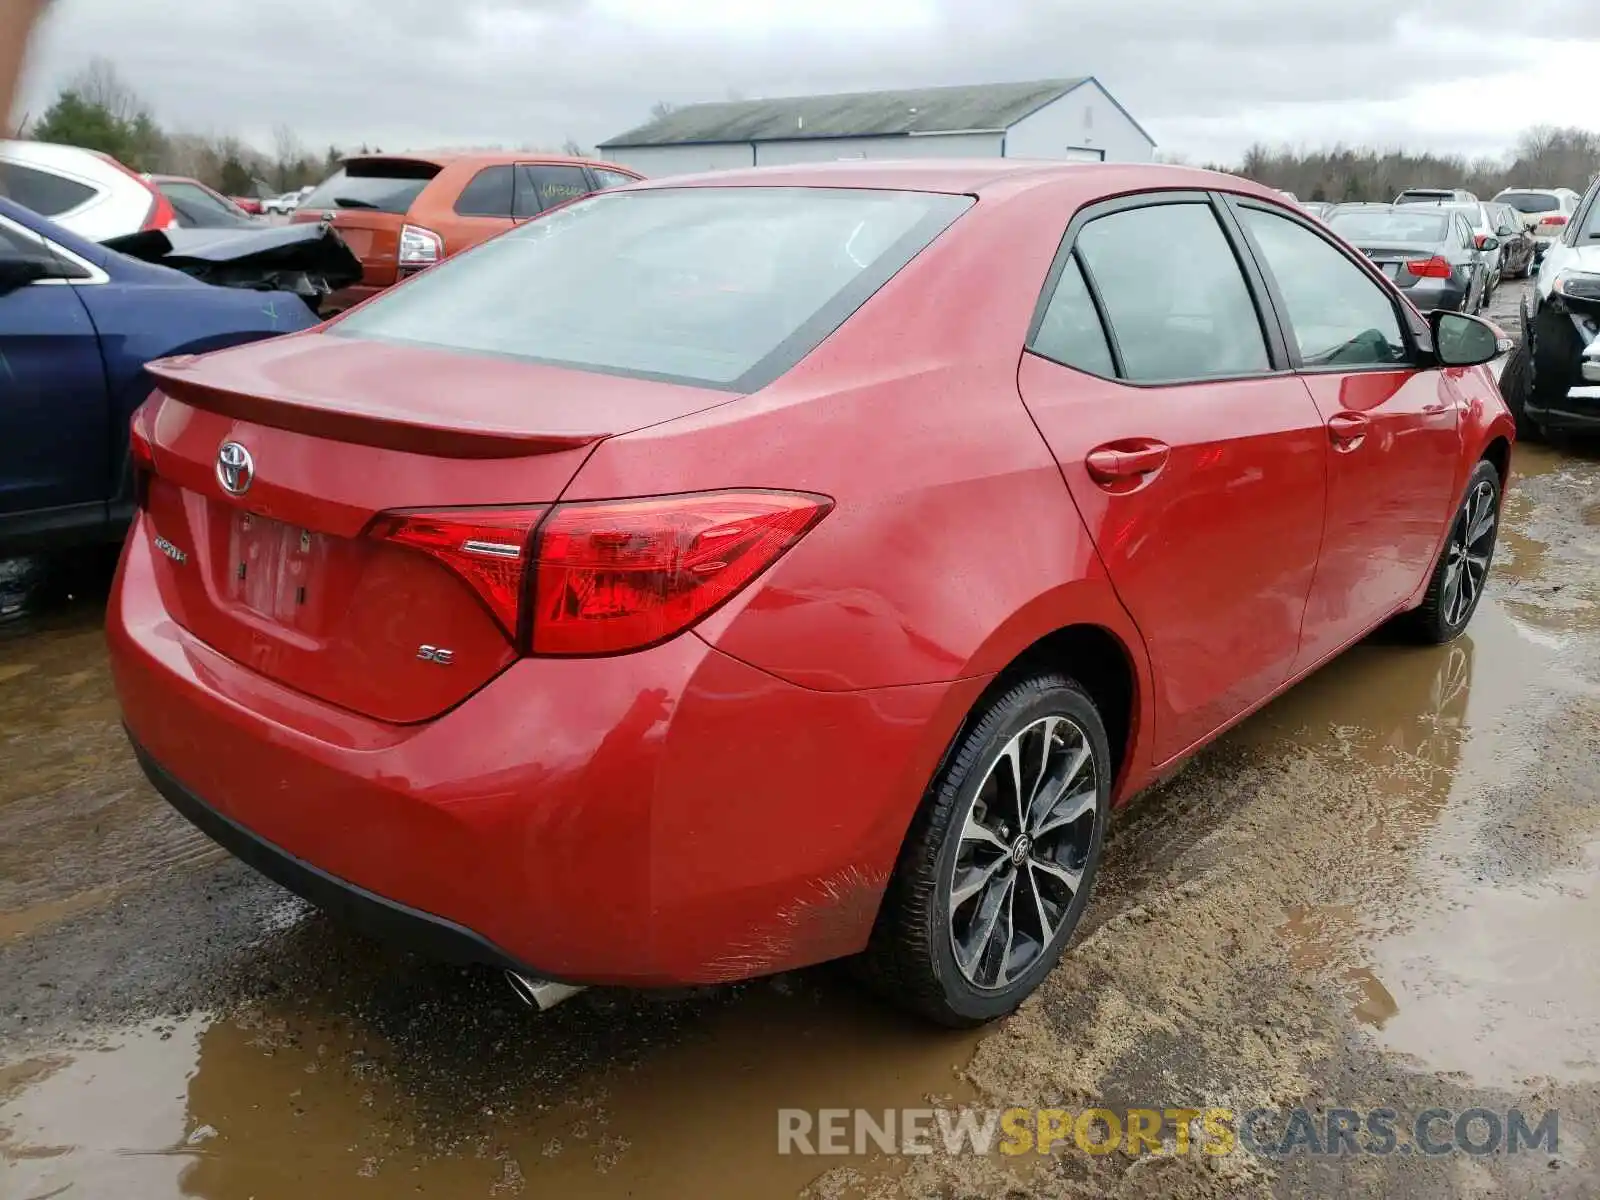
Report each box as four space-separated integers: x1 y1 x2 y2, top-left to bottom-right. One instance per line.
334 186 972 391
513 165 593 217
1238 206 1407 368
1571 180 1600 245
1075 201 1269 382
593 168 638 190
1030 254 1114 376
0 162 97 217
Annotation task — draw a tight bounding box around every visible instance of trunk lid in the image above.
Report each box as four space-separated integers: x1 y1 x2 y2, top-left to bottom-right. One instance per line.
138 332 734 723
292 157 443 289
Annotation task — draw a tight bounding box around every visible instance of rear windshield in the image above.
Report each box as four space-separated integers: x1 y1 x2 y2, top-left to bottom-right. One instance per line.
300 159 440 214
1395 190 1456 204
1328 211 1449 244
332 186 973 391
1496 191 1560 214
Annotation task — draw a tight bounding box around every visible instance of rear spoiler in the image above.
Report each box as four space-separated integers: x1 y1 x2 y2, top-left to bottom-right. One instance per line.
145 357 603 459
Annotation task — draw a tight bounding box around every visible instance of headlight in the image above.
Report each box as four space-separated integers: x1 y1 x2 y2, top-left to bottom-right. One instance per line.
1553 270 1600 302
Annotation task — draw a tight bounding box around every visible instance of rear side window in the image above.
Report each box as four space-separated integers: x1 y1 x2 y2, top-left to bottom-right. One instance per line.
1030 255 1114 376
1075 202 1269 382
512 164 593 217
1237 206 1407 368
334 186 972 391
301 159 440 214
454 165 514 217
0 162 98 216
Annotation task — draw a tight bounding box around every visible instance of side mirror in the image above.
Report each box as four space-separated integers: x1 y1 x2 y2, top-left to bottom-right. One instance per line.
0 255 56 295
1482 236 1500 252
1431 311 1500 367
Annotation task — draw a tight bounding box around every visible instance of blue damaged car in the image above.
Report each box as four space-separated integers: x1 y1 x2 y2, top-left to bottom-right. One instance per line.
0 197 357 553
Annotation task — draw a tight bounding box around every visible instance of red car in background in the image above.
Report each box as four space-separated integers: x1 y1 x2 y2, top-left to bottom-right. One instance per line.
289 150 641 310
109 163 1513 1026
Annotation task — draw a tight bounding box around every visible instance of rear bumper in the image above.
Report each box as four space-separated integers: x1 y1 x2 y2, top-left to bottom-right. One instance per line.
130 736 553 977
1403 279 1470 312
108 514 981 985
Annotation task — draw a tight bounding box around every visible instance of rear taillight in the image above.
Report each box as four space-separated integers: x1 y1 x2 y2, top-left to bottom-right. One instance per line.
367 507 548 638
1540 215 1568 228
141 190 179 232
398 224 443 271
1405 256 1453 278
128 406 156 510
531 491 832 655
368 490 832 655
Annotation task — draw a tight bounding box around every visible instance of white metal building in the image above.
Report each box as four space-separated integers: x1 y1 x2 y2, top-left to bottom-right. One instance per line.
598 78 1155 177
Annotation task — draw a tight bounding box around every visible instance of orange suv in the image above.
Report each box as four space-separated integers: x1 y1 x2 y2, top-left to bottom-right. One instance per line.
291 151 641 310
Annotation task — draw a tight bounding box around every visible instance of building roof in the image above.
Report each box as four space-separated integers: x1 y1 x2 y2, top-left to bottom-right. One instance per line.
602 78 1142 149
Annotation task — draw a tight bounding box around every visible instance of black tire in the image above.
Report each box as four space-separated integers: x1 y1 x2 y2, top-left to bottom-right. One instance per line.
1406 459 1501 645
855 672 1111 1027
1498 339 1543 442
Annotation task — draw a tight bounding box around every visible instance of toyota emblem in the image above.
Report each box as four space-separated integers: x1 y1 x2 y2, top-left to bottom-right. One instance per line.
216 441 254 495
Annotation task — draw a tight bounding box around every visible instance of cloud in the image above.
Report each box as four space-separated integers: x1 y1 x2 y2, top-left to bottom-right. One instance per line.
17 0 1600 163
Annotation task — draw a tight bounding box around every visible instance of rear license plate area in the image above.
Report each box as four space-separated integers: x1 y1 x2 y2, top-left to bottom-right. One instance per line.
227 510 330 623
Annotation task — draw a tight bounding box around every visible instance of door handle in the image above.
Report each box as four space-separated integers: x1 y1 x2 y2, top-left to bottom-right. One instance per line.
1327 412 1370 449
1085 441 1171 484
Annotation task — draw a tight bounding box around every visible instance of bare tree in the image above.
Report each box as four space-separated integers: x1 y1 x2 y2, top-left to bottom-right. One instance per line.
561 137 585 157
649 100 676 121
72 57 143 124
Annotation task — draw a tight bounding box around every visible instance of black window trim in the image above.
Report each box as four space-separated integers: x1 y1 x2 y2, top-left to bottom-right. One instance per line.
1024 188 1292 388
1220 193 1426 376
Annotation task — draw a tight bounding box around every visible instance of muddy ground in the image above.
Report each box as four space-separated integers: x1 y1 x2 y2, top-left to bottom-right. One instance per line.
4 281 1598 1199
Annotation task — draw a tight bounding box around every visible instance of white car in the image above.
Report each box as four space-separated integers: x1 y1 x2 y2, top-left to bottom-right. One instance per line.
261 191 303 215
0 139 176 240
1492 188 1583 263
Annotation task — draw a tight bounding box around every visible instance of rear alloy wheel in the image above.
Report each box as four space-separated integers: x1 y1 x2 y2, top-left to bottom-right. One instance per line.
1408 459 1501 644
856 673 1110 1026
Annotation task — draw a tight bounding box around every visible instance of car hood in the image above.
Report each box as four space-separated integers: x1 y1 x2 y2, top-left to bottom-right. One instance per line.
99 223 362 312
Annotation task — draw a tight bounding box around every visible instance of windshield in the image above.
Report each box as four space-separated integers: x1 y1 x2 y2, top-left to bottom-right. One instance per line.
158 180 256 228
1328 211 1449 245
1496 191 1560 214
1578 186 1600 241
332 186 973 391
301 159 440 214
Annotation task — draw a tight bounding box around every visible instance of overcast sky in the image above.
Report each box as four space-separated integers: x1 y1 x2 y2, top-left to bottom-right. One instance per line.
16 0 1600 165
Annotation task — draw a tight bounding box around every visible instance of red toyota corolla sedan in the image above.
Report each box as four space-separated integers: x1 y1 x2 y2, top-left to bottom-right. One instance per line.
108 162 1513 1026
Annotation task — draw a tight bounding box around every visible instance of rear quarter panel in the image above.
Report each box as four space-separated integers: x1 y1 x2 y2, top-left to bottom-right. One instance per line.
564 177 1157 789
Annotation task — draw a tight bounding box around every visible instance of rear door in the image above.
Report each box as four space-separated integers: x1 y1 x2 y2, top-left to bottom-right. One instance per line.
293 158 442 288
511 163 595 221
1015 191 1328 762
1227 198 1463 670
0 214 110 532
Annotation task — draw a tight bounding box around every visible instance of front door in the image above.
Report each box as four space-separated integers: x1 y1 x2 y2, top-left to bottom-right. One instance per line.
1224 200 1464 670
0 216 109 529
1017 194 1328 763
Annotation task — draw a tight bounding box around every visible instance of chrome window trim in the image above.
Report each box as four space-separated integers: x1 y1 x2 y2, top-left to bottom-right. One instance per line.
0 211 110 285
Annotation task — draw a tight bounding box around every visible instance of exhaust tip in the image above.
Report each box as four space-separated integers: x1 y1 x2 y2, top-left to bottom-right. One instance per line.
505 970 586 1011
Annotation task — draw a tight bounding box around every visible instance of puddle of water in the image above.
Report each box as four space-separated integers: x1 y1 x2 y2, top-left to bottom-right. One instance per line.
1 1018 205 1199
0 977 982 1199
1361 845 1600 1088
0 579 216 919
